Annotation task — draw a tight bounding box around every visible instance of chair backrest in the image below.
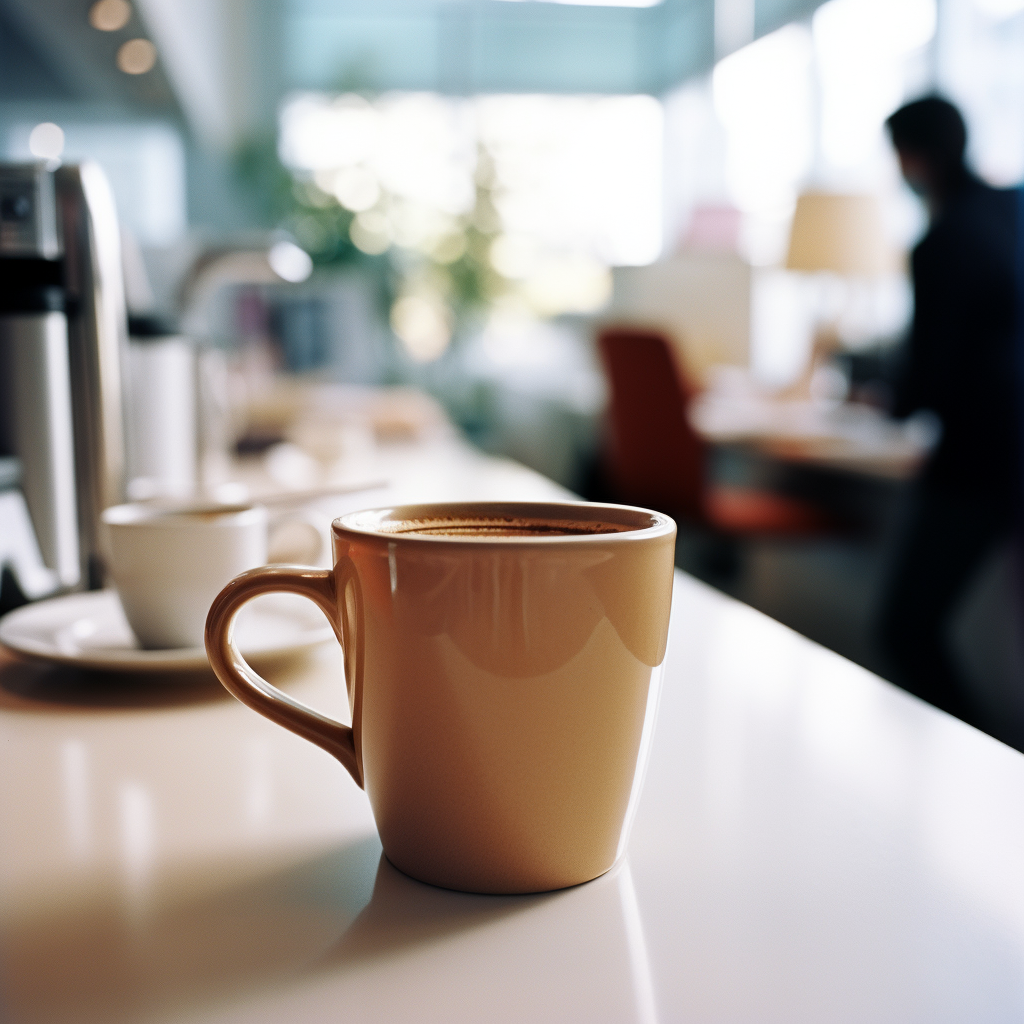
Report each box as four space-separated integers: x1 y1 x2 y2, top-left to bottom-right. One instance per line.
596 326 706 522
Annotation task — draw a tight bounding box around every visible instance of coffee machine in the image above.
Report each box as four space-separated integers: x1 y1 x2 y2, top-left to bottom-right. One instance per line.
0 161 128 596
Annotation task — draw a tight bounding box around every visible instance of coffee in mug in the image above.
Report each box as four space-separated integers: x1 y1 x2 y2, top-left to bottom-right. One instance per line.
206 501 675 894
371 513 634 537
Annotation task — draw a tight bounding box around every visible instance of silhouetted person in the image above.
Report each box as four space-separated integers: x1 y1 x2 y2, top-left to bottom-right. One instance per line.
878 97 1019 724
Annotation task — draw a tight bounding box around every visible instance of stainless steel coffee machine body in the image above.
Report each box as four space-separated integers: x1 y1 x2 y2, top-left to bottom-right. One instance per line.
0 161 127 593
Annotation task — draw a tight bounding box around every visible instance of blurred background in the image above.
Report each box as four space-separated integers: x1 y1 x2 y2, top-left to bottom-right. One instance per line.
1 0 1021 743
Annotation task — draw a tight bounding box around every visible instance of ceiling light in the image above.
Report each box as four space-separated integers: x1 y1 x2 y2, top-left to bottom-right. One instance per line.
116 38 157 75
89 0 132 31
493 0 662 6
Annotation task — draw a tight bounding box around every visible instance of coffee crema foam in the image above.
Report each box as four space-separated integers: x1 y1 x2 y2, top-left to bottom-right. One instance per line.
376 516 636 538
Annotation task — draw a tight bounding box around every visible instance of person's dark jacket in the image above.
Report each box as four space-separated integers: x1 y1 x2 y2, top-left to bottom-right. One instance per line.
893 176 1019 502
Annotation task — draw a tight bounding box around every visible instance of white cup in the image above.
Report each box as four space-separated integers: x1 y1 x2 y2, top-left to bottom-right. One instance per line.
101 502 270 650
125 338 197 500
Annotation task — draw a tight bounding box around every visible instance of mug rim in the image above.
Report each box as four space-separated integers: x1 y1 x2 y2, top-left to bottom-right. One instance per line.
333 500 675 545
102 501 266 528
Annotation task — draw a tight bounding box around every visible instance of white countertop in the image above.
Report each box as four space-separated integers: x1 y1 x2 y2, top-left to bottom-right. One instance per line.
2 448 1023 1023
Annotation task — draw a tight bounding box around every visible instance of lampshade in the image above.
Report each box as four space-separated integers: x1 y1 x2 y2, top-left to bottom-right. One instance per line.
785 192 893 276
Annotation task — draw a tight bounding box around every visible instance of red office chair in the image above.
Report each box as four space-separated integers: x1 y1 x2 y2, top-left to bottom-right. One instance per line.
597 326 832 535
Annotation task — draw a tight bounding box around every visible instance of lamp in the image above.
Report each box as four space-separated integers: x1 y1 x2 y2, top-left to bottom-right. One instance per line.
786 192 893 277
783 192 896 400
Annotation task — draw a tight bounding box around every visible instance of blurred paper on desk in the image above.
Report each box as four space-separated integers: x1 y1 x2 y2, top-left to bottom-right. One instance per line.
609 253 751 387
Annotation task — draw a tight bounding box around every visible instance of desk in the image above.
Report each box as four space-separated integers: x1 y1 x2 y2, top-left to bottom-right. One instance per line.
692 392 930 480
3 455 1024 1023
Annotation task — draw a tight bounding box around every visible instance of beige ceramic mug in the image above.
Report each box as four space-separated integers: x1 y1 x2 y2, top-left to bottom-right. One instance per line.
205 501 676 894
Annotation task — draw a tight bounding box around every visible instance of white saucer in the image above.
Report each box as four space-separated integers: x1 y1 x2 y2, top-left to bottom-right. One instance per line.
0 589 335 672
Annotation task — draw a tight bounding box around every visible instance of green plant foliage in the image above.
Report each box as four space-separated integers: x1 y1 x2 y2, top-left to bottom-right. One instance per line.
231 133 508 332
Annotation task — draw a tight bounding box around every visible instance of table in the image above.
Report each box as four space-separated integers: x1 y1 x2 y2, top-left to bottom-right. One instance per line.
3 452 1024 1023
691 391 931 480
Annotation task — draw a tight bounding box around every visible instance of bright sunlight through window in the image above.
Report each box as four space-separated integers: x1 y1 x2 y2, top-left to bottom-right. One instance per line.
279 90 662 330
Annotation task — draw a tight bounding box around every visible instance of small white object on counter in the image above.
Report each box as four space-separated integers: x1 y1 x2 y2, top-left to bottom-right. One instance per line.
102 502 268 649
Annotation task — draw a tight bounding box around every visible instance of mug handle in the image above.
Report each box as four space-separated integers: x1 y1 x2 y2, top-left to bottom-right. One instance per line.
205 564 362 788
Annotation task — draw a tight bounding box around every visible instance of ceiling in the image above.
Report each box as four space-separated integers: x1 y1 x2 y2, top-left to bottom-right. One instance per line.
281 0 823 97
0 0 181 117
1 0 827 150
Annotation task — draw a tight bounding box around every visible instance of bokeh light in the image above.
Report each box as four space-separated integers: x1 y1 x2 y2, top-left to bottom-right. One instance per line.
350 212 392 254
89 0 132 31
391 294 452 362
268 240 313 283
326 166 380 212
28 122 65 161
116 38 157 74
